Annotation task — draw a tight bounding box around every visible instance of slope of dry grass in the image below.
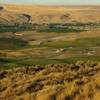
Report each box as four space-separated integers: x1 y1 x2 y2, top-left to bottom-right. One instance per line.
0 4 100 24
0 61 100 100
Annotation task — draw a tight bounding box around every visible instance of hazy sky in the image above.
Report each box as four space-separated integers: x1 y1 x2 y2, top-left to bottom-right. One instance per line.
0 0 100 5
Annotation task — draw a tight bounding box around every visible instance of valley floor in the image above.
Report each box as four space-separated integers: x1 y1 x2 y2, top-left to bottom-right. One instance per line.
1 29 100 68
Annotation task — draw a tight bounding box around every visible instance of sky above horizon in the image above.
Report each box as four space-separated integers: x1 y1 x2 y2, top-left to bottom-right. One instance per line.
0 0 100 5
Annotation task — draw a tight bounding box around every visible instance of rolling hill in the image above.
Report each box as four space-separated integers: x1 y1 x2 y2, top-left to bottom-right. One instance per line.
0 5 100 24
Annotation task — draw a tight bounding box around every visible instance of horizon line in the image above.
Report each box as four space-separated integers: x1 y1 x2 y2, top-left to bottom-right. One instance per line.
1 3 100 6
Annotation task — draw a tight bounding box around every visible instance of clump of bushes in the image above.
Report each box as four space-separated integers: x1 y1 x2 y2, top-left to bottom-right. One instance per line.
0 37 28 50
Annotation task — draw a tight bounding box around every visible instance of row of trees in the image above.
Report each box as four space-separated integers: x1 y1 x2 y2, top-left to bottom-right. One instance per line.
0 21 100 33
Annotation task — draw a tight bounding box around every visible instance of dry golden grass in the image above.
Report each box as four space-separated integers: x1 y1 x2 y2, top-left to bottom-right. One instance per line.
0 4 100 24
0 61 100 100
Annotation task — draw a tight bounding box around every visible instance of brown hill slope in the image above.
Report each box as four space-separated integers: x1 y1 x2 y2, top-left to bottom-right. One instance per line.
0 5 100 24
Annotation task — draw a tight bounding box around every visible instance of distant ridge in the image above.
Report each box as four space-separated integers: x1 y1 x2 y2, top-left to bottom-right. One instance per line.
0 4 100 25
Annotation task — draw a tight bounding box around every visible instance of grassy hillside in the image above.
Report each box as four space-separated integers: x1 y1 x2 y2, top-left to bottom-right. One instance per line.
0 62 100 100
